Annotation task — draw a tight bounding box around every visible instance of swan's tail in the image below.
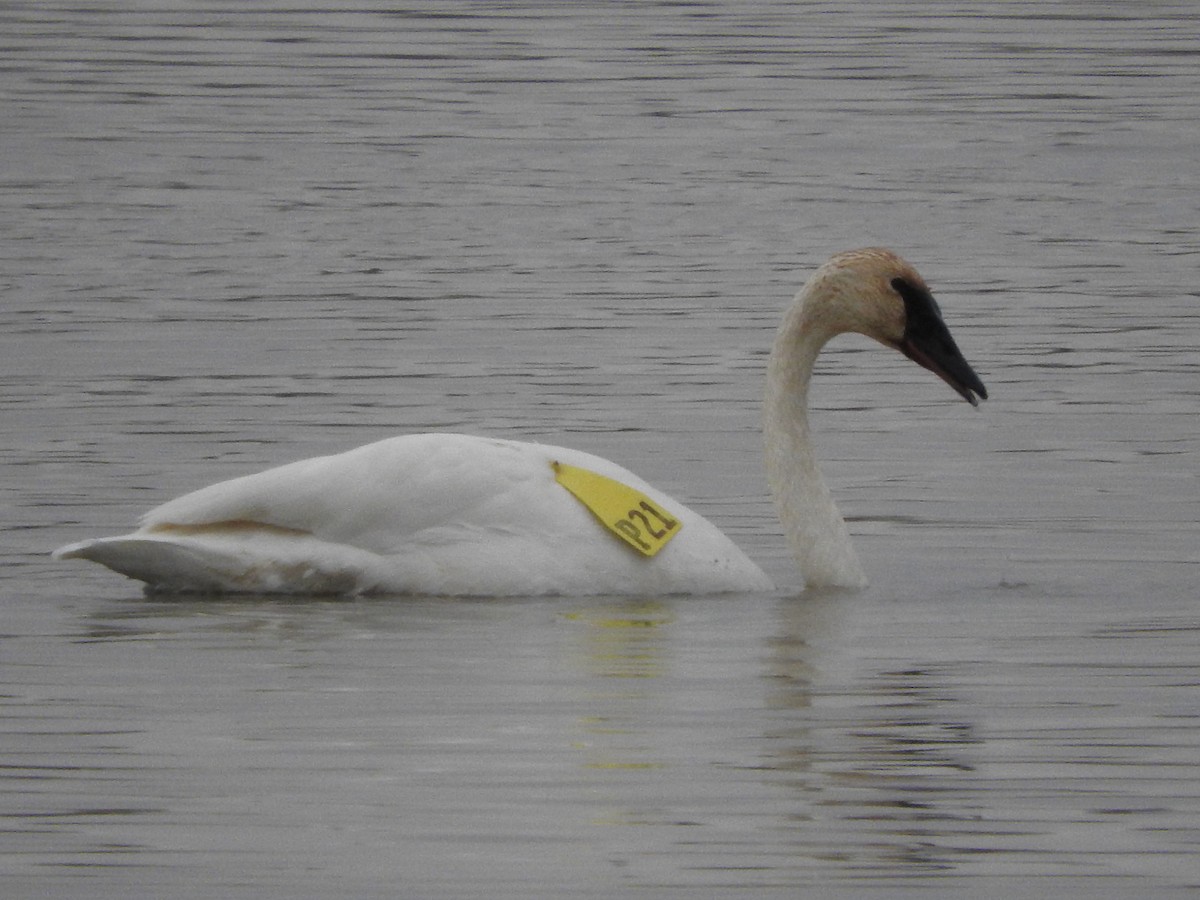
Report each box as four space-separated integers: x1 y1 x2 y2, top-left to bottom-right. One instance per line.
53 533 366 594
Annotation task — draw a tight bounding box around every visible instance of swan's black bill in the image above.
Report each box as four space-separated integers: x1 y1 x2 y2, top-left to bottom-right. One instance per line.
891 278 988 407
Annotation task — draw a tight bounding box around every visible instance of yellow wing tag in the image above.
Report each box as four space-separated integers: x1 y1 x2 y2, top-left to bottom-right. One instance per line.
552 461 682 557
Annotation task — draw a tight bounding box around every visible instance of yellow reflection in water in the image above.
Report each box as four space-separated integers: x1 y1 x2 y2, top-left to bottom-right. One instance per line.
565 600 673 776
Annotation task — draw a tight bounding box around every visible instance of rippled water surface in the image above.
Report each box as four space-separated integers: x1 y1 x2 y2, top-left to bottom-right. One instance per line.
3 2 1199 897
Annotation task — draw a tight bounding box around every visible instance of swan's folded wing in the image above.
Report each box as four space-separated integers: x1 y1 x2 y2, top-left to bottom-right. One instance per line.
138 434 555 554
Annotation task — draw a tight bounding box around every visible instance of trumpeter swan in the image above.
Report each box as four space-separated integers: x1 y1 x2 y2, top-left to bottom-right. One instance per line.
54 248 986 595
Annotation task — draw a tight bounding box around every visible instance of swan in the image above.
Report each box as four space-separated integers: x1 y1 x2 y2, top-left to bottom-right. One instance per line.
53 248 986 596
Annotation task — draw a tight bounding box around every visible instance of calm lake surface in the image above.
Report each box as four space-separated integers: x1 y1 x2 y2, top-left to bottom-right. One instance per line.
3 2 1199 897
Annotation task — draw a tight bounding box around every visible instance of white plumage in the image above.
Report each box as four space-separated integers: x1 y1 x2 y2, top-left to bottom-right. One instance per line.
55 248 986 596
57 435 768 595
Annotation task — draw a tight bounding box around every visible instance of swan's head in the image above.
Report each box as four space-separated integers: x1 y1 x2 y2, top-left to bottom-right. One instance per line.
804 248 988 407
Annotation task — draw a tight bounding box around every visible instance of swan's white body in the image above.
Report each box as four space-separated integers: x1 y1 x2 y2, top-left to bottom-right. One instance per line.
55 248 986 596
56 434 771 595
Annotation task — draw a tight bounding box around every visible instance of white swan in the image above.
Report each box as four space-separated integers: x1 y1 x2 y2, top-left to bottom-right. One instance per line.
54 248 986 596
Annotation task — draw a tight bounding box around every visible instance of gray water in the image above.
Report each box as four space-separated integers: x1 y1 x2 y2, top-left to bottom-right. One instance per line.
3 2 1200 897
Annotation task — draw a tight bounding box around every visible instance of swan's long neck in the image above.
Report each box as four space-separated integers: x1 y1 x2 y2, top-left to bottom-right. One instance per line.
763 293 869 589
